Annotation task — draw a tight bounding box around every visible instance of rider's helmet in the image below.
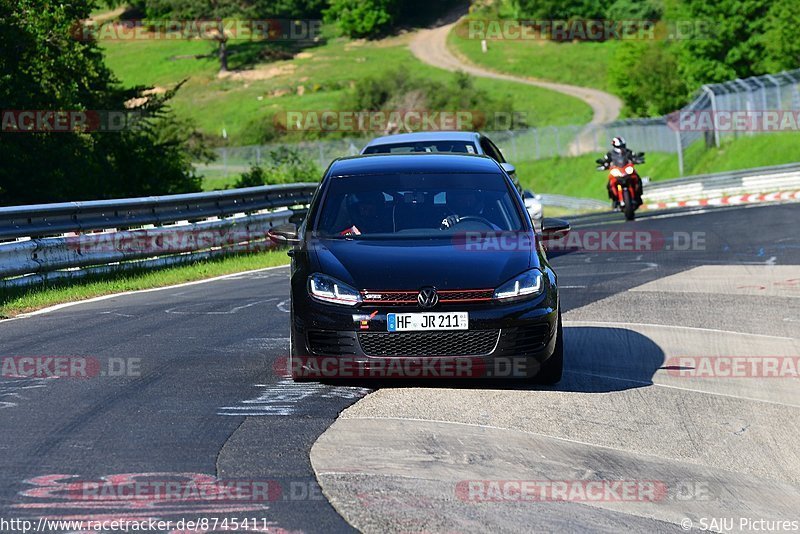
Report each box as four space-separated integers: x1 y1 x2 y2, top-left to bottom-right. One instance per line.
611 136 626 153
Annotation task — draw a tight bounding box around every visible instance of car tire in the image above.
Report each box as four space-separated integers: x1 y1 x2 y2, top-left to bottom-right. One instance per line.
289 328 313 383
535 311 563 385
623 190 636 221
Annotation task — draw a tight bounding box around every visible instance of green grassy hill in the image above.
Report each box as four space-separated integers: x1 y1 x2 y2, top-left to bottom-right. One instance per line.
100 28 593 147
448 21 617 93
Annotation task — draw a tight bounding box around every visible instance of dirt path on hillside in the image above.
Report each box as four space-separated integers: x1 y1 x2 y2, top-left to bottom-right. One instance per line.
409 16 622 153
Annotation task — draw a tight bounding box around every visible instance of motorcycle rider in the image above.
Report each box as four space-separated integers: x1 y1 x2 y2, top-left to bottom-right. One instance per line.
600 136 643 207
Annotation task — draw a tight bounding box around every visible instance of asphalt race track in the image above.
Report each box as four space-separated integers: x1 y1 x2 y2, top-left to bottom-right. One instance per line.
0 202 798 533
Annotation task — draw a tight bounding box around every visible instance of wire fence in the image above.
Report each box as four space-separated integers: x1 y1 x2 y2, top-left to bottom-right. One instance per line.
195 69 800 178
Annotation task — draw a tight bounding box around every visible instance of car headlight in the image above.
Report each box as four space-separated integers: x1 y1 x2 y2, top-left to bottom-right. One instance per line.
625 165 635 174
610 168 623 177
493 270 544 301
308 273 362 306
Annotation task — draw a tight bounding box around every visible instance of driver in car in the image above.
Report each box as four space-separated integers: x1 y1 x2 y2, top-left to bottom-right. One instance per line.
341 191 390 235
440 190 500 230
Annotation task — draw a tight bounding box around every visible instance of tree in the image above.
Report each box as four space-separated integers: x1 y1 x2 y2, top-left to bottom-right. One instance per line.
670 0 771 88
144 0 258 72
610 40 688 116
0 0 207 205
259 0 327 18
324 0 395 39
605 0 663 21
507 0 604 20
761 0 800 72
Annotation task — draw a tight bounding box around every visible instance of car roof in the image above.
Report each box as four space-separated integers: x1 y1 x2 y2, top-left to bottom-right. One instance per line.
327 153 502 177
363 131 482 147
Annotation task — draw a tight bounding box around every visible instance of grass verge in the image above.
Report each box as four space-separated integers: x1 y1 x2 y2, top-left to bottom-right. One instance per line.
0 249 290 318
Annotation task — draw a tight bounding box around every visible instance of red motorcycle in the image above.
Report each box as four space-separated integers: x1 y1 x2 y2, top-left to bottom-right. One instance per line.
596 152 645 221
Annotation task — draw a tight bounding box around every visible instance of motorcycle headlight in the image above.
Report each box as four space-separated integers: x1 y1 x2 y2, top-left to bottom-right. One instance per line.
625 165 635 174
610 168 623 177
494 270 544 301
308 273 362 306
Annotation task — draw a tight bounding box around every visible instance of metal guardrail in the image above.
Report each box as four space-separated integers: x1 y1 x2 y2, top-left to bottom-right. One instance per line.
539 194 607 211
643 162 800 203
0 183 319 288
0 183 318 240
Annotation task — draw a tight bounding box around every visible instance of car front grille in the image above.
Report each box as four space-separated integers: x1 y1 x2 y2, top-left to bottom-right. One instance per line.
361 289 494 306
357 330 500 357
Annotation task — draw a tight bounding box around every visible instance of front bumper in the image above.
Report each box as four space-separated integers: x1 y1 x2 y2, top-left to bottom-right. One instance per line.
290 285 559 380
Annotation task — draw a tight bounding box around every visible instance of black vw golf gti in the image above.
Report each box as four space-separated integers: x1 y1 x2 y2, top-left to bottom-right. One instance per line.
271 153 569 383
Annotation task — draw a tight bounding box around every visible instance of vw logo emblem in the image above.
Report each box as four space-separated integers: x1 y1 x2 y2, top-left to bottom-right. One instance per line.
417 287 439 308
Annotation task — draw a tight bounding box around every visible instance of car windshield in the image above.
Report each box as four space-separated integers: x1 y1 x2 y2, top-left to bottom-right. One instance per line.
363 141 478 155
314 173 525 238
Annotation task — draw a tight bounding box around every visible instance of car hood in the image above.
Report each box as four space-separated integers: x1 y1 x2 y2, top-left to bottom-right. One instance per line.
308 237 536 290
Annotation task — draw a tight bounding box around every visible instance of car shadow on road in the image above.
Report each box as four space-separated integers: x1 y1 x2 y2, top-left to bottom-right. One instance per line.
556 325 665 393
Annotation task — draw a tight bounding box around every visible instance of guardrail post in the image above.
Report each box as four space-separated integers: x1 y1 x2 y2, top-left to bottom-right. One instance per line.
675 130 685 177
702 85 720 148
766 75 782 109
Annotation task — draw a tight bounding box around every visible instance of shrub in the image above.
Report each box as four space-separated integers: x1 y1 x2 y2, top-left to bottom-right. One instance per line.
234 147 320 187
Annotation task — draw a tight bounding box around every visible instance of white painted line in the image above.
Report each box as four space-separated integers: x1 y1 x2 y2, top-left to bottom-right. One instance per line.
564 370 800 410
563 320 799 341
165 298 277 315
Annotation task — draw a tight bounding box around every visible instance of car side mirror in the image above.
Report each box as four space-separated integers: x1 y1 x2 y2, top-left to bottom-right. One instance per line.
268 223 300 247
541 218 570 241
500 162 516 175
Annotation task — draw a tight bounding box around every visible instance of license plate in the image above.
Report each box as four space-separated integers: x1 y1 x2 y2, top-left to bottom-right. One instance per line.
387 312 468 332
